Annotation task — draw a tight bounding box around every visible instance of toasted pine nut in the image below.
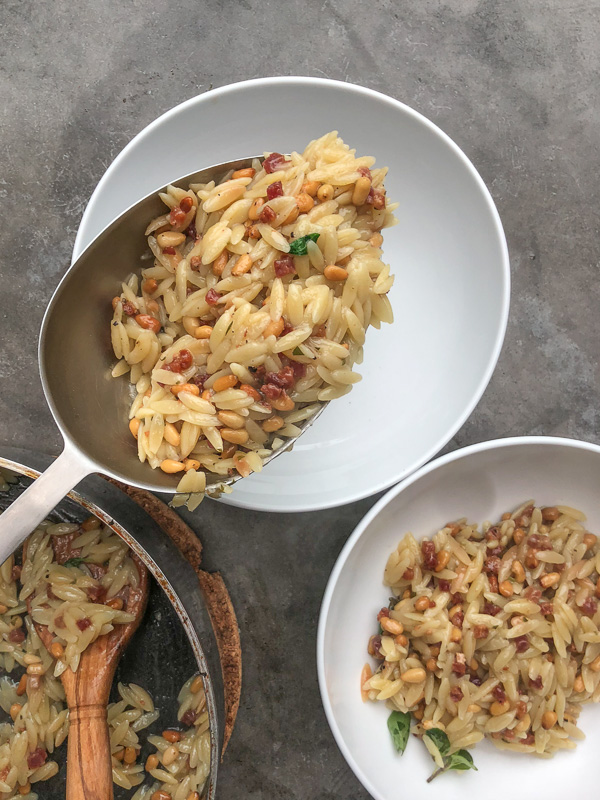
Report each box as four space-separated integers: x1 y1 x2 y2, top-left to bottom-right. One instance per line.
16 675 27 696
161 744 179 766
246 223 260 239
583 533 598 549
512 560 525 582
415 596 430 612
160 459 185 474
18 783 31 795
513 527 525 544
239 383 261 401
194 325 213 339
369 233 384 247
301 180 320 197
499 580 514 597
360 663 373 701
323 265 348 282
380 617 403 636
400 668 426 683
9 703 21 721
212 250 228 276
217 410 245 429
146 299 159 314
282 202 299 225
111 296 120 310
183 459 200 472
574 674 585 692
467 703 481 713
435 550 450 572
232 167 255 179
107 597 124 610
162 729 182 743
248 198 264 220
490 699 510 716
317 183 334 202
129 419 140 439
171 383 200 397
540 572 560 588
157 231 186 248
542 710 557 729
23 654 41 665
186 794 200 800
541 506 560 522
448 604 462 618
469 658 479 672
232 254 252 276
295 193 314 213
515 713 531 733
26 663 45 676
264 317 285 338
163 422 181 447
49 641 64 659
352 176 372 206
525 550 538 569
143 278 158 294
426 658 437 672
145 754 159 771
270 393 294 412
124 746 137 764
220 428 249 445
213 375 238 392
262 415 284 432
183 316 201 336
135 314 161 333
190 675 203 693
201 389 213 401
450 626 462 643
590 655 600 672
395 634 408 647
0 604 7 614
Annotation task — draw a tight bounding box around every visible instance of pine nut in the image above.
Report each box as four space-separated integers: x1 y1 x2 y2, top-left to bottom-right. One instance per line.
282 202 300 225
352 176 372 206
450 626 462 643
50 642 64 659
542 710 557 729
26 663 45 676
434 550 450 572
317 183 334 202
9 703 21 721
232 167 255 179
262 416 284 432
583 533 598 549
143 278 159 294
217 410 245 429
186 793 200 800
194 325 213 339
171 383 200 397
395 634 408 647
573 674 585 693
323 265 348 281
107 597 124 610
181 459 199 472
81 516 101 531
18 783 31 796
490 699 510 716
248 198 264 220
135 314 161 333
16 675 27 696
515 713 531 733
156 231 185 248
380 617 403 636
232 254 252 276
263 318 285 338
415 596 430 611
220 428 249 445
146 299 159 314
212 250 228 276
0 604 7 614
163 422 181 447
124 746 137 764
190 676 203 694
23 654 41 665
213 375 238 393
513 527 525 544
160 459 185 474
270 393 295 411
512 560 526 582
541 506 560 522
129 419 140 439
369 233 383 247
301 180 320 197
295 193 314 213
145 754 159 771
162 729 182 743
467 703 481 713
162 744 179 766
499 580 514 597
540 572 560 588
400 668 426 683
426 658 437 672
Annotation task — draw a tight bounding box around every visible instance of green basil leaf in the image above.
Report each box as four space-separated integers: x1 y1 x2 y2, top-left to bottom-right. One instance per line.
63 558 85 568
387 711 411 755
288 232 320 255
446 749 477 772
423 728 450 758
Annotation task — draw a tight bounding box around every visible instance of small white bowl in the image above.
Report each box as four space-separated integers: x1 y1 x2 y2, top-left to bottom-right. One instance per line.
318 436 600 799
74 77 510 512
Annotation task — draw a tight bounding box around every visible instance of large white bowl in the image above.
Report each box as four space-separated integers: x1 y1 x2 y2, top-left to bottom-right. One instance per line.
74 77 510 512
318 436 600 799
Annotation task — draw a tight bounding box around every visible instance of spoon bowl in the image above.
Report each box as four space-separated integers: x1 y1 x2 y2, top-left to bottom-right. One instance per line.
0 157 327 561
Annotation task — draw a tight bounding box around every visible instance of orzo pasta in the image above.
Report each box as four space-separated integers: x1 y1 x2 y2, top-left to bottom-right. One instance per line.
363 502 600 779
109 132 397 498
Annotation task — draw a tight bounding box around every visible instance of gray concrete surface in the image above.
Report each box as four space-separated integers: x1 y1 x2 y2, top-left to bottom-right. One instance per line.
1 1 600 797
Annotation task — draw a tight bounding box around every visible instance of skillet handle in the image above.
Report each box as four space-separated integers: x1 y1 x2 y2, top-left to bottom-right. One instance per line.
0 445 92 562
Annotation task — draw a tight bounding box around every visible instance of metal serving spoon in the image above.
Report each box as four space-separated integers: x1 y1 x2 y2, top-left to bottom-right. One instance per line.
0 158 326 562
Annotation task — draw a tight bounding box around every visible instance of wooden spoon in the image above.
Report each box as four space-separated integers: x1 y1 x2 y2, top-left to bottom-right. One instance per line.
24 541 149 800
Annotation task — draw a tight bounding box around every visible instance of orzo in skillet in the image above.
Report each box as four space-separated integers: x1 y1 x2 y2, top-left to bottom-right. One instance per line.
109 132 397 500
362 502 600 781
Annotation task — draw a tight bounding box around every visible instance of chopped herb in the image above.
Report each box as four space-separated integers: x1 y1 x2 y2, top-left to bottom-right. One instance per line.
424 732 477 783
387 711 411 755
292 347 303 355
226 321 233 334
288 232 320 255
446 750 477 772
63 558 85 568
423 728 450 758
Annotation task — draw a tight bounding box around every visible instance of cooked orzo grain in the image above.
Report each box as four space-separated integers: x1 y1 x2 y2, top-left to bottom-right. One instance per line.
110 132 397 498
363 502 600 777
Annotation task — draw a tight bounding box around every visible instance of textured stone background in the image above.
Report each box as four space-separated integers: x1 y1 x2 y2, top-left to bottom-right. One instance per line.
1 1 599 797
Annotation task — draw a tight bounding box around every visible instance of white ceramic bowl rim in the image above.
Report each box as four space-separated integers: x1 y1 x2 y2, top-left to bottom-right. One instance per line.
317 434 600 799
75 77 511 512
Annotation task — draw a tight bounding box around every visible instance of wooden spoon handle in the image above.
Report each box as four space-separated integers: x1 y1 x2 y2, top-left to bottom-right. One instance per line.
66 705 113 800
